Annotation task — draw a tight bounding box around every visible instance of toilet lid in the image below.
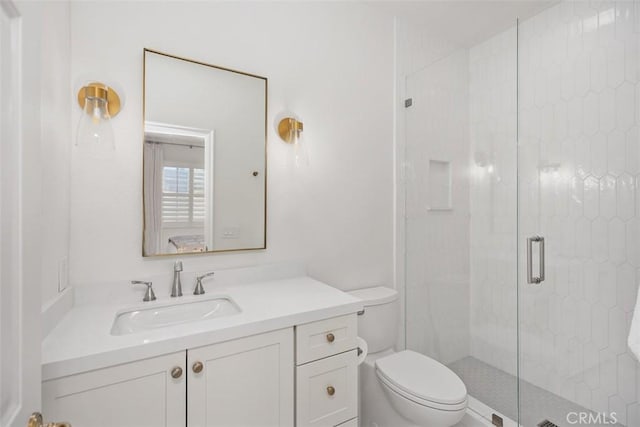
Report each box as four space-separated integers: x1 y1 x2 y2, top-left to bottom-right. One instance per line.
375 350 467 405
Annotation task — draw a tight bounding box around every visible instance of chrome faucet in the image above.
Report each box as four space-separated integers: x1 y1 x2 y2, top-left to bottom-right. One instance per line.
194 272 215 295
131 280 156 302
171 261 183 297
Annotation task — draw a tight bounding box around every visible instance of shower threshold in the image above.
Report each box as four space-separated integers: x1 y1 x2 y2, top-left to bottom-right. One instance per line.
456 395 519 427
449 357 624 427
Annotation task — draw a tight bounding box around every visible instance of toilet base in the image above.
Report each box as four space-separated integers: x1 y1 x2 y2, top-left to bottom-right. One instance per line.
361 353 413 427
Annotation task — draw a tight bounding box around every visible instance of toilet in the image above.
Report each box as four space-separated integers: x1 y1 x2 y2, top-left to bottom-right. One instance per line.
349 287 467 427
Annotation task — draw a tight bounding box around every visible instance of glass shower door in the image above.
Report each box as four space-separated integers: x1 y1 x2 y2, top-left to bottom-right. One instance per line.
518 2 640 426
403 19 520 426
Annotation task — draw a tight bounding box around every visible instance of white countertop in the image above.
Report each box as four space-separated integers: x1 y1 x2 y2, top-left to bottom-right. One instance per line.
42 276 363 381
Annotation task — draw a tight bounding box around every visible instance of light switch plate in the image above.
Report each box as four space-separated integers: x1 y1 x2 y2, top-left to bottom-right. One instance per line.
222 227 240 239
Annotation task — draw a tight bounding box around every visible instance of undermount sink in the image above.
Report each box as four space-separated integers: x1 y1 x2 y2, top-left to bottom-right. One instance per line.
111 296 241 336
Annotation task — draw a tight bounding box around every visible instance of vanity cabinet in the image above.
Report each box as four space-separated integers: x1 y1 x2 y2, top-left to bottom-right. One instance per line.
42 328 293 427
42 314 359 427
187 328 294 427
42 351 186 427
295 314 358 427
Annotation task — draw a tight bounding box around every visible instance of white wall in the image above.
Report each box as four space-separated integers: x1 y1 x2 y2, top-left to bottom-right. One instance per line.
69 1 394 291
38 1 71 307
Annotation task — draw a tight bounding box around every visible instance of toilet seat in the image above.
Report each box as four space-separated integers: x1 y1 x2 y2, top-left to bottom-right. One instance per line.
375 350 467 411
376 371 467 412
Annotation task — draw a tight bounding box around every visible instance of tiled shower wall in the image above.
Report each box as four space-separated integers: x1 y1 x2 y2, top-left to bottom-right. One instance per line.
470 1 640 425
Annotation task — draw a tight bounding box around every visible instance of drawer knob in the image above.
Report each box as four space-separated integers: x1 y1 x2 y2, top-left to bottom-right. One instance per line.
327 386 336 396
171 367 183 379
192 361 204 374
326 333 335 343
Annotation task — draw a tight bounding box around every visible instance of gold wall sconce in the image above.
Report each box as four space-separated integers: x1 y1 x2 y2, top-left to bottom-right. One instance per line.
76 82 122 150
277 117 304 144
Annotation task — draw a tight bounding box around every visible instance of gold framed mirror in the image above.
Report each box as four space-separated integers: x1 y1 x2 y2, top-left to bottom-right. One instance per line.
142 49 267 256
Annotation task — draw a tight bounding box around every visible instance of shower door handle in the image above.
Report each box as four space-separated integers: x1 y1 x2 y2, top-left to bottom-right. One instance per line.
527 236 545 284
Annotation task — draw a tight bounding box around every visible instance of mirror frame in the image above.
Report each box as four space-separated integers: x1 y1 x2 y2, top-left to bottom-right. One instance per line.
142 48 268 257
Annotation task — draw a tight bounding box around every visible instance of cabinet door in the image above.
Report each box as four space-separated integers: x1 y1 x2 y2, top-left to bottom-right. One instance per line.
42 351 186 427
187 328 294 427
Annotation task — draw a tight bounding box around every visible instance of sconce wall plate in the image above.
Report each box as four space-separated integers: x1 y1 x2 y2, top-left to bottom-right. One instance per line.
277 117 303 144
77 82 121 117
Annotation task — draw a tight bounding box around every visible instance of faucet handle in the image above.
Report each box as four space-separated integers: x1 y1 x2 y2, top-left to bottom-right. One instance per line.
131 280 156 302
174 260 183 272
194 272 215 295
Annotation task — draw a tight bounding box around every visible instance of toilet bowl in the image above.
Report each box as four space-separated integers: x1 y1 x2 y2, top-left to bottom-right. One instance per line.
349 287 467 427
376 349 467 426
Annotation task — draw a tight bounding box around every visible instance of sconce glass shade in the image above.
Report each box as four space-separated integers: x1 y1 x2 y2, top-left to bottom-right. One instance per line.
76 83 120 152
277 116 307 167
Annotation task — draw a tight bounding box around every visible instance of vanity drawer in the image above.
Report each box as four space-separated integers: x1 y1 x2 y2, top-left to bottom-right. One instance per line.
296 350 358 427
296 314 357 365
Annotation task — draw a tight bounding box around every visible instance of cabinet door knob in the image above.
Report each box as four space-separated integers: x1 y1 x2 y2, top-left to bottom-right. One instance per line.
327 386 336 396
171 367 183 379
192 361 204 373
326 333 335 343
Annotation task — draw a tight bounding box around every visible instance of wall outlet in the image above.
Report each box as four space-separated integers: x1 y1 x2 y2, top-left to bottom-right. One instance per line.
58 257 69 292
222 227 240 239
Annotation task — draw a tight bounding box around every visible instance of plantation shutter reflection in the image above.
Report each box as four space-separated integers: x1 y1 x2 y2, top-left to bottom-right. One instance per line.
192 168 205 222
162 166 205 226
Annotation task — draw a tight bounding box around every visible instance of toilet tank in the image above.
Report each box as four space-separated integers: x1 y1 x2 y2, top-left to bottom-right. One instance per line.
348 286 398 353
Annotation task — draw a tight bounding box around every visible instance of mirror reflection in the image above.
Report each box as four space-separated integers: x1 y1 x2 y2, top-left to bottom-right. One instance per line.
143 49 267 256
